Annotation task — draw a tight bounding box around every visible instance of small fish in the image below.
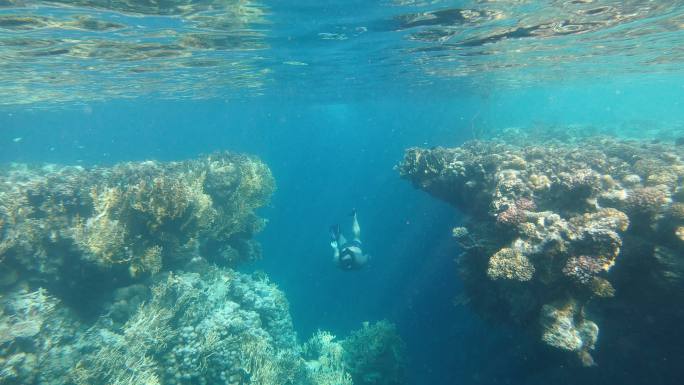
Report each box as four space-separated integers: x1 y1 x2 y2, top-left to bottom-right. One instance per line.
12 137 22 143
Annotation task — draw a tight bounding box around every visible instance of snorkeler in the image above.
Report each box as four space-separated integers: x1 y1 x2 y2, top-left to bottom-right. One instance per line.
329 209 370 270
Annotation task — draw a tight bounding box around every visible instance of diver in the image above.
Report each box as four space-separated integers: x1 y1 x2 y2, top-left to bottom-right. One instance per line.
329 209 370 270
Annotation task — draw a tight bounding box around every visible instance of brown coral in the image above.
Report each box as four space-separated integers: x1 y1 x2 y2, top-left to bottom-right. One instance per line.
562 255 610 285
487 248 535 281
496 198 536 227
624 186 670 215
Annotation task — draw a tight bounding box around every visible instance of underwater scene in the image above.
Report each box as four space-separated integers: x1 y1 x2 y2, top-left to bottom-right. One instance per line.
1 1 684 385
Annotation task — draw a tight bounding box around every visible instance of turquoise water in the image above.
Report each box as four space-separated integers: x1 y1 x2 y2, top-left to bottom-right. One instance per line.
1 1 684 385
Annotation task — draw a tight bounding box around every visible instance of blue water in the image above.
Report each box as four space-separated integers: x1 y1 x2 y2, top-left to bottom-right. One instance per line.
2 1 684 384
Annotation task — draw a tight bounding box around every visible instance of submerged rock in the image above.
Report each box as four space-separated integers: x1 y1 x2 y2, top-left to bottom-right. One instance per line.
398 136 684 368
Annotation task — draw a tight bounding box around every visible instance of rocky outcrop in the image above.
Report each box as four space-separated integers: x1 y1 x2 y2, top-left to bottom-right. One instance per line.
398 137 684 367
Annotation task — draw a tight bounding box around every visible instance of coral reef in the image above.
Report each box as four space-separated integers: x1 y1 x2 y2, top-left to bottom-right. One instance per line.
302 331 353 385
398 136 684 367
0 269 407 385
341 321 407 385
487 247 535 281
0 286 83 385
0 152 274 303
302 322 407 385
0 267 304 385
71 267 304 385
0 153 408 385
540 299 598 367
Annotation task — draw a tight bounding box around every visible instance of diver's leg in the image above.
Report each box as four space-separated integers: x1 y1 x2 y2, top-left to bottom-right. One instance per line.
332 243 340 262
352 211 361 242
330 229 341 263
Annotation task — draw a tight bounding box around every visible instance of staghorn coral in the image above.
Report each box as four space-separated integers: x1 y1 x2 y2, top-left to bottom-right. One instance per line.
398 136 684 368
0 288 57 345
302 322 408 385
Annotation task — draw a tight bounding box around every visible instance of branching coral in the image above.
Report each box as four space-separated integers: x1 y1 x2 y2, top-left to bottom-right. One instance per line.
303 331 353 385
0 287 81 385
0 288 57 345
1 267 311 385
0 239 408 385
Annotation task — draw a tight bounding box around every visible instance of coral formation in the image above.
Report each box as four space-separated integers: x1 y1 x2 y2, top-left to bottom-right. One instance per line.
0 268 303 385
0 152 274 302
398 136 684 367
562 255 609 285
0 269 407 385
341 321 407 385
301 322 407 385
71 268 304 385
487 247 535 281
0 154 408 385
540 299 598 367
496 198 536 227
302 331 353 385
